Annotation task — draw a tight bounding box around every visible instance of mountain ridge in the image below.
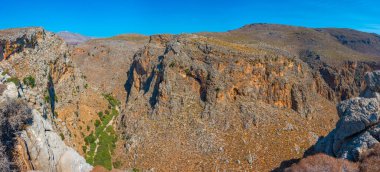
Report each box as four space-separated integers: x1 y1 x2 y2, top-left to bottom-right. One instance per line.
0 24 379 171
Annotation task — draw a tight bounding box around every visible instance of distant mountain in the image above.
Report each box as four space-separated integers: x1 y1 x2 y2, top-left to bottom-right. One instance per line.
200 23 380 62
56 31 92 45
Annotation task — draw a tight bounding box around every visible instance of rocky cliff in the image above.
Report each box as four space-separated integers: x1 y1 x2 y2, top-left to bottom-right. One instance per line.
69 25 378 171
0 24 379 171
284 71 380 171
0 28 92 172
313 71 380 161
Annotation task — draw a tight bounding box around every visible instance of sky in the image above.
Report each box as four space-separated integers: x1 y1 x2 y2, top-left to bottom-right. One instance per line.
0 0 379 37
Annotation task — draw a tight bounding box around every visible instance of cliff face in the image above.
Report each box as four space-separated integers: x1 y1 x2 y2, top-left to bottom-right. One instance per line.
0 28 91 172
0 24 379 172
313 71 380 161
285 71 380 172
115 34 338 171
68 25 378 171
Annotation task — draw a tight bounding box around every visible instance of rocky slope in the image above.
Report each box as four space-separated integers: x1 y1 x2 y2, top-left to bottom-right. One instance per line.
313 71 380 160
0 27 92 171
201 24 380 101
68 24 378 171
0 24 379 171
285 71 380 171
0 76 92 172
57 31 92 45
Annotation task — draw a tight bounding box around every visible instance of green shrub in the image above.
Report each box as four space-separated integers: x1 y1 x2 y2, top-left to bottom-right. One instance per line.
98 111 103 118
169 62 175 68
184 68 191 75
1 70 9 76
113 161 122 168
44 95 50 103
23 75 36 88
94 120 101 128
59 133 65 140
106 126 115 135
82 145 87 153
84 83 88 89
103 93 120 107
7 77 20 85
84 133 96 145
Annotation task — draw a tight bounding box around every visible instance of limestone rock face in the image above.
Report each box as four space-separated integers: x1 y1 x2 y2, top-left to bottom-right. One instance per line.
20 111 92 172
0 78 92 172
314 71 380 161
0 28 92 172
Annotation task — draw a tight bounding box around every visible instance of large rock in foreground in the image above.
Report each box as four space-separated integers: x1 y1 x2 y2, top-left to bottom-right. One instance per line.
20 111 93 172
314 71 380 161
0 75 92 172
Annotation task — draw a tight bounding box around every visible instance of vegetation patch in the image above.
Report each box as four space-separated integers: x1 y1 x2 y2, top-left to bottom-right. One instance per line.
23 75 36 88
59 133 65 140
7 76 20 85
1 70 9 76
84 94 119 170
103 93 120 107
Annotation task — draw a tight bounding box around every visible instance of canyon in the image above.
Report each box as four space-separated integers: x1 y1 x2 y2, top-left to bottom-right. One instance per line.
0 24 379 171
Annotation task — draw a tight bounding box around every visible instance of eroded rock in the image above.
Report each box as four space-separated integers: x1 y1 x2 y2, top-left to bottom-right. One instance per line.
314 71 380 161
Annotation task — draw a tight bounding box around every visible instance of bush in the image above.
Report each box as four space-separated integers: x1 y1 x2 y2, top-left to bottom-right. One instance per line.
285 154 358 172
103 94 120 107
84 133 96 145
113 161 122 168
23 75 36 88
59 133 65 140
0 99 32 171
360 143 380 172
44 95 50 103
169 62 175 68
97 112 103 119
82 146 87 153
184 68 191 75
94 120 101 128
1 70 9 76
7 77 20 85
0 146 10 172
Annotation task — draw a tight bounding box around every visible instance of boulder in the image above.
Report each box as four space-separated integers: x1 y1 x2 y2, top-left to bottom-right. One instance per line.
314 71 380 161
20 110 92 172
0 72 92 172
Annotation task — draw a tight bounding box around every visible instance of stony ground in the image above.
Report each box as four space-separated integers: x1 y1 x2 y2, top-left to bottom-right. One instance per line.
0 24 379 171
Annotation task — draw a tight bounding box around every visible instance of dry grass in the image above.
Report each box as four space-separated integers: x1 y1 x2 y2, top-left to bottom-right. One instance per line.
284 143 380 172
285 154 359 172
104 34 149 42
359 143 380 172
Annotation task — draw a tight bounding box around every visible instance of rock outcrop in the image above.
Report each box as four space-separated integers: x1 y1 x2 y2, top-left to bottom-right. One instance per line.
20 111 92 172
0 72 92 172
0 28 92 172
314 71 380 161
1 24 379 171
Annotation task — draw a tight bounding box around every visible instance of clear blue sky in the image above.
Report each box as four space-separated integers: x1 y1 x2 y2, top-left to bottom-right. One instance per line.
0 0 379 37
